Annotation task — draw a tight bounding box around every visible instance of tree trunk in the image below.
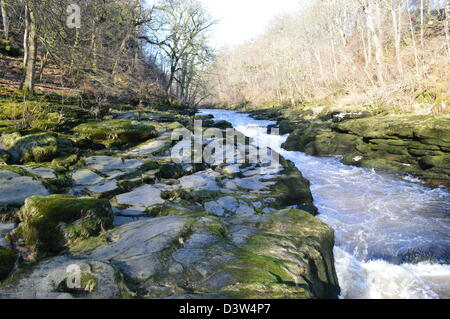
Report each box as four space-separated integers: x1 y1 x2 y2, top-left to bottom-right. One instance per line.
391 3 403 77
166 61 177 98
367 1 384 85
407 0 421 83
0 0 8 40
314 49 324 79
445 0 450 59
420 0 425 48
23 3 37 93
37 50 48 83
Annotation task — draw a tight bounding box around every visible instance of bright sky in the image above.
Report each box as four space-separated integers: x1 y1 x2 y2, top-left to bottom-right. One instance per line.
200 0 301 48
146 0 301 48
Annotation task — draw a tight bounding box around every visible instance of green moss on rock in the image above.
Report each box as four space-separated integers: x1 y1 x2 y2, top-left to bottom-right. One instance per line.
0 247 17 281
0 132 75 163
270 159 317 213
73 120 157 147
222 209 339 299
14 195 114 257
157 163 184 179
51 154 79 169
282 115 450 180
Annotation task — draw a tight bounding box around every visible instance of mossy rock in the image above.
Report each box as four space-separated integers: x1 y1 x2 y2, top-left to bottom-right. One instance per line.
0 150 11 164
282 122 331 152
278 121 299 135
157 163 184 179
73 120 157 147
165 122 184 131
306 132 363 156
419 154 450 170
14 195 114 258
270 159 317 214
282 115 450 179
223 209 339 299
335 115 450 143
0 132 75 163
0 247 17 281
0 102 63 131
51 154 79 169
212 120 233 130
415 86 450 108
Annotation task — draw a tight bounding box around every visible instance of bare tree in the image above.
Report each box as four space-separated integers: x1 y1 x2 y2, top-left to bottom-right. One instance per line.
206 0 448 113
382 0 404 77
23 0 37 92
0 0 9 40
446 0 450 58
142 0 215 102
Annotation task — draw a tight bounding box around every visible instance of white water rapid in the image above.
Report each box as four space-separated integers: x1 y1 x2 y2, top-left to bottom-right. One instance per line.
198 109 450 299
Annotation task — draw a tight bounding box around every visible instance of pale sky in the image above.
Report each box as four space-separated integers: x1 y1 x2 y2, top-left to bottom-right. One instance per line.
200 0 301 48
146 0 301 48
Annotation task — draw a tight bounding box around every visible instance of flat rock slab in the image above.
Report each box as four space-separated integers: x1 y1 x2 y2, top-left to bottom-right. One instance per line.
126 135 171 157
22 166 56 179
85 156 144 177
115 185 165 208
0 170 49 208
179 170 220 191
224 176 276 192
113 215 151 227
204 196 255 217
72 169 104 185
90 216 189 281
243 165 282 177
87 180 118 195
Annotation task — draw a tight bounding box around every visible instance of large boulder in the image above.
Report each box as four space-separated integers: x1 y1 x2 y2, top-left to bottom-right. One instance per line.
269 159 317 213
11 195 114 257
80 209 339 299
282 122 331 152
73 120 157 147
0 132 75 163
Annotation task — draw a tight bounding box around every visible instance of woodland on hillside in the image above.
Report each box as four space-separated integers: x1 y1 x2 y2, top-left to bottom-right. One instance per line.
0 0 449 118
0 0 214 109
207 0 450 115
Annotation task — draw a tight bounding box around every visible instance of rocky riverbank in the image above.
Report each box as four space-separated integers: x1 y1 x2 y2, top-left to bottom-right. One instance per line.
248 108 450 184
0 109 340 299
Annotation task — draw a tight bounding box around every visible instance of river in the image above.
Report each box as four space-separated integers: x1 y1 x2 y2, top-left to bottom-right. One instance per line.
198 109 450 299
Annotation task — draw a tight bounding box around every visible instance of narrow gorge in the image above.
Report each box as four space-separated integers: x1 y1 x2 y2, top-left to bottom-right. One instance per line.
199 109 450 299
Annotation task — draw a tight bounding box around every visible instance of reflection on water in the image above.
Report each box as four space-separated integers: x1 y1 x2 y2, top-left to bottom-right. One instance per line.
199 109 450 299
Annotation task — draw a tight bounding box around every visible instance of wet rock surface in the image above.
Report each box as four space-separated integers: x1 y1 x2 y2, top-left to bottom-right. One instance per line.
0 110 340 299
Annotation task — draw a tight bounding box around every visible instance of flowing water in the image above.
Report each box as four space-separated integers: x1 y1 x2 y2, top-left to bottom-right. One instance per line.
198 109 450 299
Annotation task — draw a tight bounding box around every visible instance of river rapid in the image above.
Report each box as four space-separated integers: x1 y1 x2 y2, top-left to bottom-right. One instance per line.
198 109 450 299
